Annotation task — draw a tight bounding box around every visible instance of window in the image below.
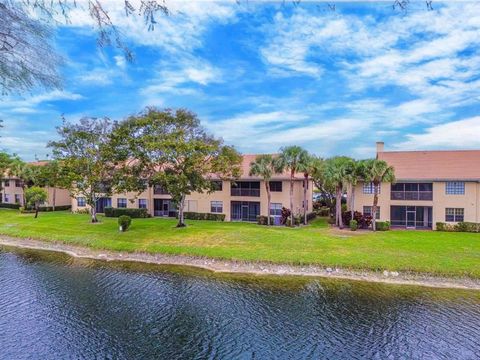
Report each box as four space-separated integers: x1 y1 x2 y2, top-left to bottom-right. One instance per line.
138 199 147 209
14 194 21 204
363 206 380 219
446 182 465 195
4 194 9 203
231 181 261 197
270 203 282 217
363 182 380 194
211 181 223 191
117 198 127 208
77 197 86 207
269 181 282 192
15 180 22 187
211 201 223 213
4 180 9 187
390 182 433 201
445 208 464 222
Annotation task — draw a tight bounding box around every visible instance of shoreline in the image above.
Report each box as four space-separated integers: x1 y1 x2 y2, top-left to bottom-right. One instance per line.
1 235 479 290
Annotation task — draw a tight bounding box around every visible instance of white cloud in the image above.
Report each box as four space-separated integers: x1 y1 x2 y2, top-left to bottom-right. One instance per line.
397 117 480 150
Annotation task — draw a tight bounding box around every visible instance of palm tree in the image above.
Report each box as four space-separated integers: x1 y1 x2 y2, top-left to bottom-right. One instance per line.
249 154 277 225
324 156 354 229
275 145 308 226
362 159 395 231
297 152 317 225
345 160 367 220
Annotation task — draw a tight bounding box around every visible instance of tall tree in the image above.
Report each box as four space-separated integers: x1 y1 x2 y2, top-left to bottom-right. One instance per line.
48 117 119 223
25 186 47 218
297 152 316 225
113 108 242 227
311 157 335 215
345 159 367 220
37 160 66 211
249 154 277 226
8 159 41 206
0 152 15 195
362 159 395 231
324 156 354 229
275 145 308 226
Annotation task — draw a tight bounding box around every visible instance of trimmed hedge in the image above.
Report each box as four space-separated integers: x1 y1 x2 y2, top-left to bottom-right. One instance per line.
104 207 149 218
375 221 390 231
307 212 317 222
257 215 274 225
183 212 225 221
38 205 71 212
0 203 20 209
436 221 480 232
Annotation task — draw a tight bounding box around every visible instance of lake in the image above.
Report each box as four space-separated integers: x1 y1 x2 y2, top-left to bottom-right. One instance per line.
1 246 479 359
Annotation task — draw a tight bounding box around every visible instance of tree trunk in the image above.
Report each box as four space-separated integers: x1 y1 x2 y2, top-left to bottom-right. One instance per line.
351 185 355 220
372 182 379 231
346 183 352 211
266 181 271 226
90 194 98 223
177 194 186 227
52 187 56 211
303 174 308 225
34 203 39 219
336 186 344 229
289 171 294 226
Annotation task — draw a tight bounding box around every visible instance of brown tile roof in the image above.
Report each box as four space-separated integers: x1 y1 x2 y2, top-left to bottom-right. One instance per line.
378 150 480 181
238 154 304 180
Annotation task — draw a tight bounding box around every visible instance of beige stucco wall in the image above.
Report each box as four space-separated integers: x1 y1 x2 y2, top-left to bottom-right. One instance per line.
70 179 314 221
354 181 480 229
1 178 71 207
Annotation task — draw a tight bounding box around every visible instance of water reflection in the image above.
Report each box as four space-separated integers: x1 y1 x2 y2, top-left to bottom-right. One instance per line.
1 247 479 359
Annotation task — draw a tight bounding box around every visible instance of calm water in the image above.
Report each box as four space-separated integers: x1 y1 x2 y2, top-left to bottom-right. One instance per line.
1 247 480 360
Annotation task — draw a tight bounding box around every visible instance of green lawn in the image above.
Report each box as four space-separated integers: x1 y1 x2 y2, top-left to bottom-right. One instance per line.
0 209 479 278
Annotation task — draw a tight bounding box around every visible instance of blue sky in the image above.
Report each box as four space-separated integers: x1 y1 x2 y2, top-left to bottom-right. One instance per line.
1 1 480 160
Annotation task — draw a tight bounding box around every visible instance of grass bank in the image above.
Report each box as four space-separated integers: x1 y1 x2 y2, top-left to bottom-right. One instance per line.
0 209 479 278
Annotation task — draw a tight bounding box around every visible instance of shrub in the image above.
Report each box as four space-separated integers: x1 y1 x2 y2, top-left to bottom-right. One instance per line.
376 221 390 231
257 215 274 225
75 208 90 215
118 215 132 232
183 212 225 221
0 203 20 209
350 219 358 231
104 207 149 218
342 211 372 229
327 217 336 225
38 205 72 212
454 222 480 233
306 212 317 222
280 207 291 225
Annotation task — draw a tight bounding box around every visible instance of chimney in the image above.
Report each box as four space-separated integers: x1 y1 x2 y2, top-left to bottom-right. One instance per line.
376 141 385 154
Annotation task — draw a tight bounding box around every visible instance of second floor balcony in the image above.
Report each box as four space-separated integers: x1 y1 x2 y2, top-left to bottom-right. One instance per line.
391 183 433 201
231 181 260 197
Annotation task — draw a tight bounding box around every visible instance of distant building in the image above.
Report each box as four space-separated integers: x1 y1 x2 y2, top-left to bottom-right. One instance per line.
354 142 480 230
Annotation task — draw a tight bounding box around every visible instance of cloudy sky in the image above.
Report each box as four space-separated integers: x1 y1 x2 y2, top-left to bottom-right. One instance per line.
1 1 480 160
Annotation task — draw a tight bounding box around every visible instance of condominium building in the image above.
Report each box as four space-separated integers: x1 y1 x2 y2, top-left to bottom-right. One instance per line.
354 142 480 230
71 155 314 222
0 162 71 208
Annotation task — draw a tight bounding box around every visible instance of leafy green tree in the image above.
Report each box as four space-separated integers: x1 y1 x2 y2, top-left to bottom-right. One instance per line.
324 156 354 229
0 152 17 196
345 159 367 220
311 157 335 215
297 152 317 225
113 108 242 227
36 160 66 211
7 159 42 206
362 159 395 231
25 186 47 218
275 145 308 226
48 117 119 223
249 154 278 226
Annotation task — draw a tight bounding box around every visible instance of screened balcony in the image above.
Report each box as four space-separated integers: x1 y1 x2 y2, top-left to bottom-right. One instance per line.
231 181 260 197
391 183 433 201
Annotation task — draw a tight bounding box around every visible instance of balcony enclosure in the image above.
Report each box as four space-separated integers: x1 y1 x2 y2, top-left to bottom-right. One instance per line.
391 183 433 201
391 206 432 229
231 201 260 222
231 181 260 197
